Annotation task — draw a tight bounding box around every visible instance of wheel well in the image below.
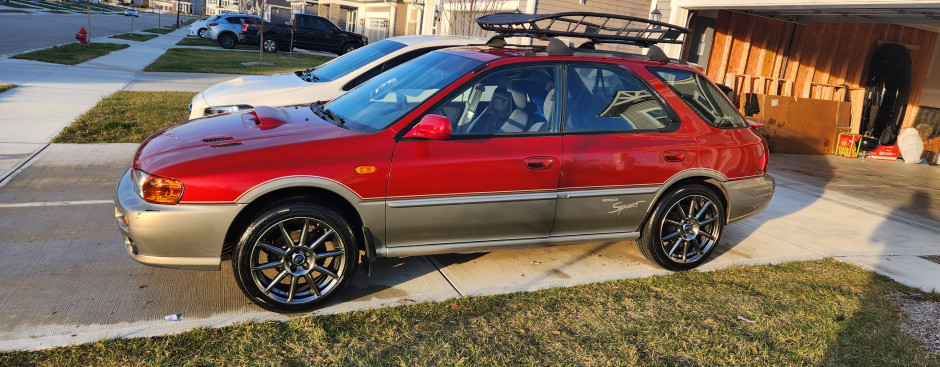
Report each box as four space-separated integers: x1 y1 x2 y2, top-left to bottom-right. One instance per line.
221 187 363 258
642 177 729 229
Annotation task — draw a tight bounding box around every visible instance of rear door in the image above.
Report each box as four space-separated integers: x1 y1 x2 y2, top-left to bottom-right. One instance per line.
553 64 699 236
385 64 564 248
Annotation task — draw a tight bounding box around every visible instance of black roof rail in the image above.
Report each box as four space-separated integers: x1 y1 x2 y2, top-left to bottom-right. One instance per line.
476 12 690 48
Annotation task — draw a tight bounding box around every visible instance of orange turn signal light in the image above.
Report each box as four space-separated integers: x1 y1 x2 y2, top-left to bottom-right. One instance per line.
134 169 184 204
355 165 376 174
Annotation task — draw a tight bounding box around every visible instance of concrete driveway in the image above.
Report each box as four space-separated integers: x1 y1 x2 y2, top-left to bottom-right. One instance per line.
0 145 937 350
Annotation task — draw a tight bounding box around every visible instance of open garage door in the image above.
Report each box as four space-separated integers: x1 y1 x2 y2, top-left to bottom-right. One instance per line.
667 1 939 154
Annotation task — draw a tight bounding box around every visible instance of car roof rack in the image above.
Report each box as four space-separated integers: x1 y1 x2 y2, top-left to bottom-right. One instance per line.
476 12 690 48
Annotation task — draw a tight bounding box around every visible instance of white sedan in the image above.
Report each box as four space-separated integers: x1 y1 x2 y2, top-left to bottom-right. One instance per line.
188 16 215 38
124 8 139 17
188 35 483 119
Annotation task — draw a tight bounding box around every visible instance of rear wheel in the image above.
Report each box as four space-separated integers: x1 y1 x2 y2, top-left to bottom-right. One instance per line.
197 28 207 38
232 201 358 313
262 38 278 53
638 184 725 271
218 33 237 49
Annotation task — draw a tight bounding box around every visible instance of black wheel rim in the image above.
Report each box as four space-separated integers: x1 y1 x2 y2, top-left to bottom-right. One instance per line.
657 194 721 264
249 216 348 305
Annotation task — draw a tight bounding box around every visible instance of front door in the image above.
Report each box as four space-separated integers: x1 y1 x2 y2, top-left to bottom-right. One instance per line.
386 65 563 248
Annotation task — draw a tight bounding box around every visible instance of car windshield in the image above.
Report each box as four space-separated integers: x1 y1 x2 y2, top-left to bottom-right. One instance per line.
320 51 482 133
298 40 407 82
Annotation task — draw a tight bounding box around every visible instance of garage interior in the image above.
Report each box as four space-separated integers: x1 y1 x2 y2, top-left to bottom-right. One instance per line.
682 6 940 157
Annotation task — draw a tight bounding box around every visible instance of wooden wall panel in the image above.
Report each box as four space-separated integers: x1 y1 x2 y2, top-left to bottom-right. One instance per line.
706 11 938 136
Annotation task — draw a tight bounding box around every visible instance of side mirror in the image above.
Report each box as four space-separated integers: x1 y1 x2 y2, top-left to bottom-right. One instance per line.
404 114 452 140
746 118 763 130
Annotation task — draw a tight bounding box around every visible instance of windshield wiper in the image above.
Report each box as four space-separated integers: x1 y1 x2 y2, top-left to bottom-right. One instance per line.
310 101 345 126
295 68 320 82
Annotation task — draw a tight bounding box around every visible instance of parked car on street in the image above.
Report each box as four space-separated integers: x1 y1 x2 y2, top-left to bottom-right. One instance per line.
189 35 483 119
206 13 262 49
116 12 775 313
188 16 214 38
124 8 139 17
244 13 368 55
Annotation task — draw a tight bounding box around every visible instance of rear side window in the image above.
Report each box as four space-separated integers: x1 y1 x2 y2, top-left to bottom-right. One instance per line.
564 65 672 132
650 67 747 129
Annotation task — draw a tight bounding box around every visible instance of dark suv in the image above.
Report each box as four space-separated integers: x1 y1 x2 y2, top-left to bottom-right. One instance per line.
115 12 775 313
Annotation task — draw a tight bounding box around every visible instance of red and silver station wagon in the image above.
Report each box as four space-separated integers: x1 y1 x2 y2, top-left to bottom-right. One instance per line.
115 13 775 313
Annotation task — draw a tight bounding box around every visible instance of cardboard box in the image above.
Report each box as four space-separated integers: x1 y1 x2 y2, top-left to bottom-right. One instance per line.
869 145 899 161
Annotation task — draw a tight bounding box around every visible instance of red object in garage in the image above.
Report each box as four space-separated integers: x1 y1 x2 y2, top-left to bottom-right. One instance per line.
869 145 900 161
76 27 87 45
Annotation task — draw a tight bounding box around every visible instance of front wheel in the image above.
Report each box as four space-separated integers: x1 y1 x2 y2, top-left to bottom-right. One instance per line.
232 201 358 313
262 38 278 53
638 184 725 271
218 33 237 49
340 43 358 55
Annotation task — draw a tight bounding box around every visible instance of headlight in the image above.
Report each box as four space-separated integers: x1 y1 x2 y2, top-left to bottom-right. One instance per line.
132 169 184 205
204 105 253 116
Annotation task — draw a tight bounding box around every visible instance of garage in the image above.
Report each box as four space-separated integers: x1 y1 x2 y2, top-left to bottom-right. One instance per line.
654 1 940 159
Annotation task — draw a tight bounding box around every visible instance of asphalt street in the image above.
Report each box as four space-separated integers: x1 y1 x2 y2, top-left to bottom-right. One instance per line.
0 12 185 57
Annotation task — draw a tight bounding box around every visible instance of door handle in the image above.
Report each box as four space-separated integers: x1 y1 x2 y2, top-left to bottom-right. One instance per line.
663 150 686 162
525 156 555 170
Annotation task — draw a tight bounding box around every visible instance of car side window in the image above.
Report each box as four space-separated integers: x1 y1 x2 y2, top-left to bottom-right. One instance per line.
314 18 334 32
432 65 561 136
343 47 448 91
650 67 748 128
226 17 241 24
564 65 672 132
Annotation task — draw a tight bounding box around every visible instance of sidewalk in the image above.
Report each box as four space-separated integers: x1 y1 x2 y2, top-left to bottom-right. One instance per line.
0 27 191 185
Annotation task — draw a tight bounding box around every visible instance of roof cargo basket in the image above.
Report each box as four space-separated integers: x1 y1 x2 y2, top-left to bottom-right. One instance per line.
476 12 690 48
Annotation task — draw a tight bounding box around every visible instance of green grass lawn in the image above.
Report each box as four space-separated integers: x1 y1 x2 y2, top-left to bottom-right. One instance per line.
53 91 195 143
144 48 331 74
0 9 29 13
0 84 15 94
143 27 175 34
109 32 158 42
175 36 262 49
2 1 39 8
11 43 129 65
0 259 937 366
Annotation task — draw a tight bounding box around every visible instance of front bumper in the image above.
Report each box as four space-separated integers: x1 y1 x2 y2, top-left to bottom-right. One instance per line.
725 174 776 224
114 169 244 270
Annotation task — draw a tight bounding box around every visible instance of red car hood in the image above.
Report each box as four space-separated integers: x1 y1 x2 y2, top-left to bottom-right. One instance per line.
135 105 358 174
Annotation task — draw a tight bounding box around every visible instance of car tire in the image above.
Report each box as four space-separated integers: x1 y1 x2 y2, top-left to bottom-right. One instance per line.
232 201 359 313
637 184 725 271
197 28 207 38
340 43 358 55
218 33 237 49
262 38 278 53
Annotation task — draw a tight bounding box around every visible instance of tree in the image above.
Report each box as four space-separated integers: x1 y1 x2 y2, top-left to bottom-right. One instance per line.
438 0 509 38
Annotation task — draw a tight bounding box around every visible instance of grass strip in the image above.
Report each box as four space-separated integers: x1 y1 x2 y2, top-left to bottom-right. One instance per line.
2 1 39 8
109 32 158 42
11 43 129 65
143 27 174 34
176 36 263 49
0 84 16 94
0 259 938 366
0 9 29 13
53 91 195 143
144 48 331 74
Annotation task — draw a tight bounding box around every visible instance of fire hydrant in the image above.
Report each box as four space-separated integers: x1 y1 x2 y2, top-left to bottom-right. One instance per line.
76 27 88 45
